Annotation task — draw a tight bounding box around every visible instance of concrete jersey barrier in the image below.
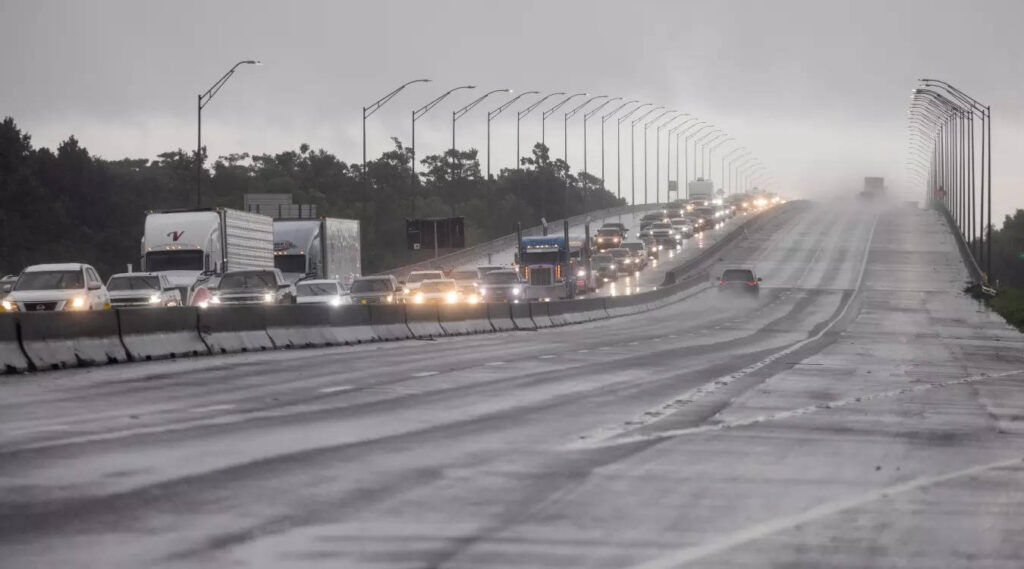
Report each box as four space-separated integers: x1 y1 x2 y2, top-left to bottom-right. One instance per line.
486 303 516 332
368 304 414 341
19 311 128 370
0 314 29 373
405 304 445 339
439 303 493 336
118 307 209 361
265 304 337 349
329 304 377 344
198 306 275 354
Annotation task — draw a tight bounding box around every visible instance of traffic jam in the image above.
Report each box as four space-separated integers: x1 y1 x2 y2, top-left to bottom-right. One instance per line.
0 193 781 313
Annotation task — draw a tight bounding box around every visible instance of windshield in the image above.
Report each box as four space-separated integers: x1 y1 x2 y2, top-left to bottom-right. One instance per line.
651 223 672 230
722 269 755 282
407 272 444 283
592 255 613 264
484 272 519 284
15 270 84 291
145 250 203 272
696 208 715 216
420 281 456 293
351 278 392 293
450 271 478 281
107 276 160 291
274 254 307 274
597 229 620 236
608 249 629 258
622 243 642 251
219 272 276 289
297 282 338 296
670 219 688 226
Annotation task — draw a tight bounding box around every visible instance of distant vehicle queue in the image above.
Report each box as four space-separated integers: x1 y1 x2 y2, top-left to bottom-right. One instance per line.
0 192 781 312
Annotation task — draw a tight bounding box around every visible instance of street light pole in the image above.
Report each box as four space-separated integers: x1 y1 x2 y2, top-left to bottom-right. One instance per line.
487 91 539 179
655 114 687 203
197 60 261 207
452 88 512 156
615 103 651 200
517 92 564 168
721 147 747 195
584 96 621 180
642 109 676 204
630 105 664 205
706 135 732 182
564 95 608 168
602 100 640 196
541 92 586 151
693 129 722 178
667 118 698 200
410 84 475 198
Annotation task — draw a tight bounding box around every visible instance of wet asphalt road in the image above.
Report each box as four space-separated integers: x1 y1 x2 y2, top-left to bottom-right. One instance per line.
2 199 1023 568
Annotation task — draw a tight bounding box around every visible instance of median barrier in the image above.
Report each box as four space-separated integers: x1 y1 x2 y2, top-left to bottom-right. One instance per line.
529 301 554 328
547 298 607 325
486 302 516 332
0 314 29 373
405 304 445 339
509 302 535 330
369 304 414 341
19 310 128 370
118 307 209 361
439 303 493 336
198 305 275 354
329 304 377 344
265 304 337 349
604 294 645 318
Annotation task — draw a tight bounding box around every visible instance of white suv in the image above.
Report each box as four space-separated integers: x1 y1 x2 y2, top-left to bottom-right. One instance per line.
2 263 111 312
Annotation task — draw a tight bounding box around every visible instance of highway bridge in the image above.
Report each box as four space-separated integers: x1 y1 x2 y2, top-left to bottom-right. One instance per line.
2 199 1022 568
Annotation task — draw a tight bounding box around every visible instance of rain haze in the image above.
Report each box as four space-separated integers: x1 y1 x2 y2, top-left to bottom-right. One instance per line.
6 2 1024 568
2 0 1023 217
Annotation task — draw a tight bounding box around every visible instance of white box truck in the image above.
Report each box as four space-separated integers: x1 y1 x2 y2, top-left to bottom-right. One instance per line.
687 178 714 200
140 208 274 303
273 218 361 287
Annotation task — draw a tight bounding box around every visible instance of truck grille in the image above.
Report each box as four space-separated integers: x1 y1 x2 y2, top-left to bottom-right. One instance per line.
24 301 59 311
111 297 151 307
530 267 553 286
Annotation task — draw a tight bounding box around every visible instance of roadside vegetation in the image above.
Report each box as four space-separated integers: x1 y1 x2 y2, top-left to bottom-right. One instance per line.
0 117 624 277
967 211 1024 330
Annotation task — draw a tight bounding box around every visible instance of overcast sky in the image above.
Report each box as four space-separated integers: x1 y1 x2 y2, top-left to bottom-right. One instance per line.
3 0 1022 220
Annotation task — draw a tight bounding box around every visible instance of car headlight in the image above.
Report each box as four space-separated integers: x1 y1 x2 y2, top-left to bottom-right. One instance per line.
576 270 585 277
209 296 221 304
330 296 342 306
149 294 161 304
624 258 631 264
402 287 410 294
480 287 487 295
1 299 14 311
263 292 275 303
467 293 480 304
445 291 459 304
512 287 521 295
413 292 424 304
70 296 86 309
386 294 394 303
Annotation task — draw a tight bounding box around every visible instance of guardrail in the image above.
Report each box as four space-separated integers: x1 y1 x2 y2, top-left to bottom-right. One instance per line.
385 203 658 278
0 205 786 375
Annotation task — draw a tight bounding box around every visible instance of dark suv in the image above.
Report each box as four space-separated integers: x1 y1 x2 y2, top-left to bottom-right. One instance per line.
717 267 761 296
349 275 399 304
208 269 295 305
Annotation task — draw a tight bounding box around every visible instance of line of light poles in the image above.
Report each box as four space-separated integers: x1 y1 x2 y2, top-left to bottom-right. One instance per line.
908 78 991 279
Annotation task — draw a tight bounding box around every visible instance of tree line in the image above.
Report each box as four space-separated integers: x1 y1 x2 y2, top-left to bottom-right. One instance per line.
0 117 624 278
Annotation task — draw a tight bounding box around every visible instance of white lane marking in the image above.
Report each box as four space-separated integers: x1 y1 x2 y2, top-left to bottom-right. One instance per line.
412 371 439 377
602 369 1023 446
319 385 356 393
10 425 72 435
576 216 879 447
539 355 558 359
190 404 237 413
628 342 639 346
577 349 590 353
484 361 506 366
629 455 1024 569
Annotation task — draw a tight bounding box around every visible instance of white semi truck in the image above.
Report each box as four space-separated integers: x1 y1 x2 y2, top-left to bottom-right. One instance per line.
140 208 274 304
273 218 362 287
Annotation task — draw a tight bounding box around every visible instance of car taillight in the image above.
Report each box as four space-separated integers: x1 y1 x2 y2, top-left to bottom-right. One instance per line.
747 281 758 285
718 280 724 285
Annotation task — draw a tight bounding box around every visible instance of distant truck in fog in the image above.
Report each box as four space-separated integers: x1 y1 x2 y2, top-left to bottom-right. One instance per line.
687 178 714 200
273 217 361 287
860 177 885 199
141 208 274 304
